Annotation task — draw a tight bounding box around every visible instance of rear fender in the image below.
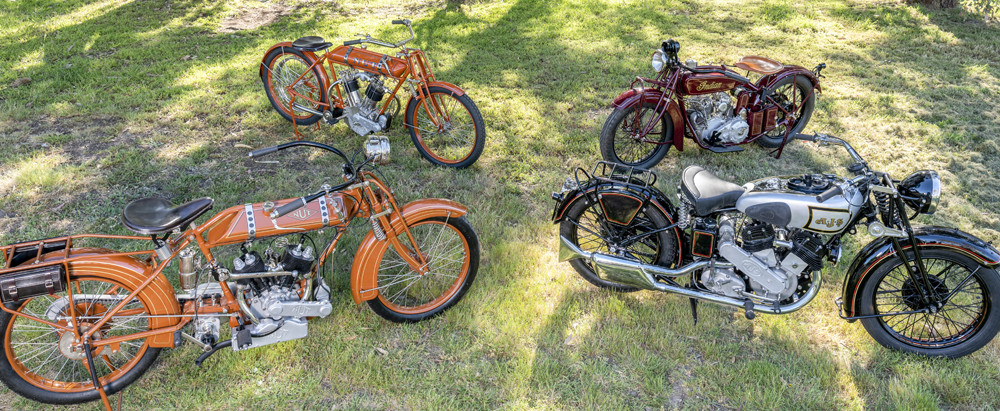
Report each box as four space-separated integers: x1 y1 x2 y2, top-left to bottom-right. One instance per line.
757 66 822 93
350 199 469 303
551 185 684 267
841 227 1000 319
43 248 181 348
611 88 685 151
259 42 329 88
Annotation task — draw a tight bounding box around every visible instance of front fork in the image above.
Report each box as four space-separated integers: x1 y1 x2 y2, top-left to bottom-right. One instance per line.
361 180 430 274
883 185 942 310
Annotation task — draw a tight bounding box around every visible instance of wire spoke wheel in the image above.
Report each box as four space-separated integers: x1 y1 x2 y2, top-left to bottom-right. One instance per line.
1 275 159 404
559 194 678 291
262 49 326 125
406 86 485 168
859 249 1000 357
756 76 815 148
367 216 479 322
600 102 671 169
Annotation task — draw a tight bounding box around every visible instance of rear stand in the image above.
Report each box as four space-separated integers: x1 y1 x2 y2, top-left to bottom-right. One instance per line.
767 124 794 159
289 96 321 141
84 342 123 411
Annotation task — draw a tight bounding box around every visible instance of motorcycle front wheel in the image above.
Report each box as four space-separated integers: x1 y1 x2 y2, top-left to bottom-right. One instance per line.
858 249 1000 358
599 102 672 170
559 196 679 292
0 275 160 404
367 216 480 322
404 86 486 169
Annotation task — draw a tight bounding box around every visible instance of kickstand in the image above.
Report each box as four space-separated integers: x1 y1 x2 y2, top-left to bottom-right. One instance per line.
83 341 119 411
689 298 699 325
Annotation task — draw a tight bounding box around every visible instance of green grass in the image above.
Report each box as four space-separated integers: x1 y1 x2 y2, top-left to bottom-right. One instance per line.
1 0 1000 409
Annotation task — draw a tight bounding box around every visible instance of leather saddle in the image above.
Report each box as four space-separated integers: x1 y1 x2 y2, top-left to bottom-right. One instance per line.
292 36 333 52
122 197 214 235
680 166 745 216
734 55 784 75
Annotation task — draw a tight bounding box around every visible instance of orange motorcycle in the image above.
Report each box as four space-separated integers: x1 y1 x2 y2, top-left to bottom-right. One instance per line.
0 139 480 406
260 19 486 169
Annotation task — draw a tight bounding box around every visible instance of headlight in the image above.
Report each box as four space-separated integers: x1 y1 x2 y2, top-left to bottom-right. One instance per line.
651 50 666 72
365 135 390 165
898 170 940 214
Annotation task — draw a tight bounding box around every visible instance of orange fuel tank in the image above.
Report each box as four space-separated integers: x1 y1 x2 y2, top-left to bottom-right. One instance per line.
328 45 408 78
204 194 358 247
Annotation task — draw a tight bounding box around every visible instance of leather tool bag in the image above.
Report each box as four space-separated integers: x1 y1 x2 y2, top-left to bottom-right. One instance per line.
0 264 65 303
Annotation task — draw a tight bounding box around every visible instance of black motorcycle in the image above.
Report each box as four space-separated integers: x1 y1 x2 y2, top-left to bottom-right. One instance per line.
552 133 999 358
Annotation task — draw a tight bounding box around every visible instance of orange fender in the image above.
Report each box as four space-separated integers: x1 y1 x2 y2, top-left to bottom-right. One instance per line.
349 199 468 303
45 248 181 348
405 81 467 111
259 42 329 87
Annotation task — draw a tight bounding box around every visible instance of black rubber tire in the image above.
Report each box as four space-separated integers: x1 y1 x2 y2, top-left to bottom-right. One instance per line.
755 75 815 148
404 86 486 169
0 276 161 404
261 47 326 126
599 103 672 170
858 249 1000 358
367 216 480 323
559 194 678 292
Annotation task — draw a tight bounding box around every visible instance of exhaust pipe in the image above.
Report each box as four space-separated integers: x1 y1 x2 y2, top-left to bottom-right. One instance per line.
558 236 821 314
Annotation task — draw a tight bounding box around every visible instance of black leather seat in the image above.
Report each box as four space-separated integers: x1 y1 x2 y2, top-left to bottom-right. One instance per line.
122 197 214 235
680 166 745 216
292 36 333 52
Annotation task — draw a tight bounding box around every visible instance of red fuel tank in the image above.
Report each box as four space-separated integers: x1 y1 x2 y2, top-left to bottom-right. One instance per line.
680 71 738 95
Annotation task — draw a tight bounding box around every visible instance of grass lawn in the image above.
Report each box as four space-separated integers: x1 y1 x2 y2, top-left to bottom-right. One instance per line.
1 0 999 409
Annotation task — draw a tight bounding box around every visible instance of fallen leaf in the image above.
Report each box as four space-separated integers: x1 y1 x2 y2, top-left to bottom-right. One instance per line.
374 347 388 355
563 336 576 346
9 77 31 88
233 143 253 149
181 55 193 61
67 45 73 52
345 335 356 341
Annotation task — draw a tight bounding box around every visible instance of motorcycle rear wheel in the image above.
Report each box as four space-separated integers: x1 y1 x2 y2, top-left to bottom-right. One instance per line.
755 76 815 148
0 275 160 404
261 47 327 126
367 216 480 323
858 249 1000 358
559 195 678 292
599 102 672 170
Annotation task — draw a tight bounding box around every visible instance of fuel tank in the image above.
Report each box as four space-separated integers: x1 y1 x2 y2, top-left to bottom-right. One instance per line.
328 45 408 78
204 193 358 247
680 70 738 95
736 174 863 234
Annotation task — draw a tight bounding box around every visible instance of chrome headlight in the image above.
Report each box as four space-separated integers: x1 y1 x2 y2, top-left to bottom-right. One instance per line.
651 50 667 72
899 170 940 214
365 135 390 165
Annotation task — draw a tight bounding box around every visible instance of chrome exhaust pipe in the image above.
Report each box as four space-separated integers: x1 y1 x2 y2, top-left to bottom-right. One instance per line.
291 103 324 116
558 236 822 314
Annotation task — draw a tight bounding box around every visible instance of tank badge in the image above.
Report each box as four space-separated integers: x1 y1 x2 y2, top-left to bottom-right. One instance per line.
806 206 850 233
696 81 727 92
289 208 316 221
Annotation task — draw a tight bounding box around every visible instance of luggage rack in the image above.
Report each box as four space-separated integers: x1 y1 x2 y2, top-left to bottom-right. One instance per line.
0 234 157 273
574 161 658 190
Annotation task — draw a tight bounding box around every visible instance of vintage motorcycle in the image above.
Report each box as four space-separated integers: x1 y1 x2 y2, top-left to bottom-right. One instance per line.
600 39 825 169
260 19 486 169
0 138 480 407
554 133 1000 358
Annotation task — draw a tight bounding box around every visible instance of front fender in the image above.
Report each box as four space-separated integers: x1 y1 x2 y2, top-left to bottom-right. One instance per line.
841 227 1000 319
611 88 685 151
349 199 469 303
404 81 467 113
45 248 181 347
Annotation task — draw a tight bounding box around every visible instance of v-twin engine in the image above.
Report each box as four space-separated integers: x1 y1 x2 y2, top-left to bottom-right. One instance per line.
341 70 390 135
685 93 749 145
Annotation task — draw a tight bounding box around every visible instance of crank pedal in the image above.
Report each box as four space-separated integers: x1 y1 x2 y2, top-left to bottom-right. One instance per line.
706 145 744 153
689 298 699 326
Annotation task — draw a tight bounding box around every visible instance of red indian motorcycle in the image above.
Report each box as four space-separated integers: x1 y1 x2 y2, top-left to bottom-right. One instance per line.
600 39 825 169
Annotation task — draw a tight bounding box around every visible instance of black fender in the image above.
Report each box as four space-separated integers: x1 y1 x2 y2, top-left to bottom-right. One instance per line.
841 226 1000 319
551 182 684 267
610 88 685 152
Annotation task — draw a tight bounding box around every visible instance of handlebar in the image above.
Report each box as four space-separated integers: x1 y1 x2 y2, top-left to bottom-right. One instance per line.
345 19 415 49
677 64 751 85
248 140 352 165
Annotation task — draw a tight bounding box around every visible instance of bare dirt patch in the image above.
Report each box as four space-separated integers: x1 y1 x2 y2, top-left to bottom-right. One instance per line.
218 2 295 33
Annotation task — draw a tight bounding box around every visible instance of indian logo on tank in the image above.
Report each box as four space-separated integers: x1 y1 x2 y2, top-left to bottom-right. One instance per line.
695 81 727 92
289 208 315 221
805 206 851 233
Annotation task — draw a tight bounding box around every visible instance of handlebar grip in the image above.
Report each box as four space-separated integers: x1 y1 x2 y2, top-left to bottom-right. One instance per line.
816 185 843 203
793 133 816 142
271 198 308 219
249 145 279 158
392 19 406 24
344 39 363 46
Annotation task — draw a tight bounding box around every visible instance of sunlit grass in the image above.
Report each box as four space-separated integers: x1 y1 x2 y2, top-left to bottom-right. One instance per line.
0 0 999 409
